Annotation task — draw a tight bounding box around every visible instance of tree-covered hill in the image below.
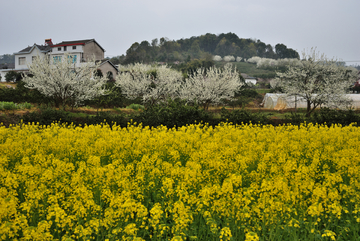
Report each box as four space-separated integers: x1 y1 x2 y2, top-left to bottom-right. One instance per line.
112 32 299 65
0 54 15 65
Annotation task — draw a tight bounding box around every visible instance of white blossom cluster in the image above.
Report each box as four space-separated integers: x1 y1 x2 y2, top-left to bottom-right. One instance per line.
179 63 243 109
23 53 108 108
116 63 243 109
115 63 182 105
213 55 222 62
223 56 235 62
213 55 241 62
274 49 358 115
247 56 300 68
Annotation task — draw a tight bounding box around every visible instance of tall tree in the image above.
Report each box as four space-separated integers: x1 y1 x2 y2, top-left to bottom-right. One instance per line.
115 63 182 105
274 49 358 116
179 64 243 109
22 53 108 109
275 43 288 59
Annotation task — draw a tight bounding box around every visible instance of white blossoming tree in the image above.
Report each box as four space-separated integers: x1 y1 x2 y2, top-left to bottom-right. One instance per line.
22 53 108 109
274 49 358 116
223 55 235 62
115 63 182 105
213 55 222 62
179 63 243 110
247 56 300 68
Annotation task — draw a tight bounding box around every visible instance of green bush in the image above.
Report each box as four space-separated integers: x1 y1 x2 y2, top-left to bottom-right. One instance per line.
0 101 33 110
22 108 72 125
126 103 145 111
19 102 33 109
0 101 16 110
220 108 270 125
134 99 213 128
309 108 360 126
284 112 306 126
4 71 22 82
85 82 124 109
0 81 50 104
83 111 127 127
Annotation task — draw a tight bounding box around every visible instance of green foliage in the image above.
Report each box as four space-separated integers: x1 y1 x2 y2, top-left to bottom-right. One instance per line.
215 61 276 78
177 59 214 78
83 111 127 127
275 43 299 59
284 112 306 126
109 55 126 65
22 107 73 125
0 101 33 110
309 108 360 127
0 80 52 104
5 71 22 82
220 108 270 125
224 88 263 108
21 107 128 127
134 99 212 128
285 108 360 126
0 54 15 64
85 81 124 109
121 32 299 65
253 73 276 79
237 88 260 98
126 103 145 111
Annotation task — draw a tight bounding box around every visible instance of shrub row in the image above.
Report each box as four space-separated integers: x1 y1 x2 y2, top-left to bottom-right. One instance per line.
4 101 360 128
19 100 270 128
286 108 360 127
0 101 33 110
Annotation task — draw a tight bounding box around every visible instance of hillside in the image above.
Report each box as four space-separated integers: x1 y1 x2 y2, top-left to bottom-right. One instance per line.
110 32 299 65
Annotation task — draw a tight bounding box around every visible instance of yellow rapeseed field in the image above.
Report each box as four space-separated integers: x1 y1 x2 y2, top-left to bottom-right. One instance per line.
0 122 360 240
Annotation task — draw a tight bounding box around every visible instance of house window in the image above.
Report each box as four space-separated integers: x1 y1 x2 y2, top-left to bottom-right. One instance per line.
19 57 26 65
64 46 67 51
72 46 76 50
53 56 62 64
58 47 61 51
32 56 38 62
68 55 77 63
106 71 114 80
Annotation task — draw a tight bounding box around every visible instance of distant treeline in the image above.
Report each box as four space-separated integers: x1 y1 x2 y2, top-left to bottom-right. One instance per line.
110 32 300 65
0 54 15 65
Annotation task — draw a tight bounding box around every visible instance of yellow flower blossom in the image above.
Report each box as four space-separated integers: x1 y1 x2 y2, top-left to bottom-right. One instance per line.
0 122 360 239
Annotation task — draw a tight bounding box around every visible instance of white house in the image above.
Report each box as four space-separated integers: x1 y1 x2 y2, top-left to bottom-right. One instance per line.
241 73 257 85
1 39 118 82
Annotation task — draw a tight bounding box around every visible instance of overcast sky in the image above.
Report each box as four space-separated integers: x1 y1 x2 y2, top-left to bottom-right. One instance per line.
1 0 359 66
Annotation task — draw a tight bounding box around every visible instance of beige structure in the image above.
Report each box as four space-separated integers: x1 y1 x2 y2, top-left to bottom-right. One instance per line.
50 39 105 64
83 41 105 61
97 60 119 80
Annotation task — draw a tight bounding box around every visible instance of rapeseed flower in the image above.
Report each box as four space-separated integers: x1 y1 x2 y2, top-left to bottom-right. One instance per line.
0 122 359 240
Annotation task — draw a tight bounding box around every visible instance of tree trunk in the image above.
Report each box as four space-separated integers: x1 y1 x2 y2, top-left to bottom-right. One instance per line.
306 100 312 117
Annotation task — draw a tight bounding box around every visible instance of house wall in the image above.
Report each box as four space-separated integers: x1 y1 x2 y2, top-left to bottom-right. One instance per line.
49 45 85 66
51 45 84 55
83 42 104 61
98 62 118 80
15 47 46 70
